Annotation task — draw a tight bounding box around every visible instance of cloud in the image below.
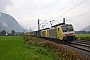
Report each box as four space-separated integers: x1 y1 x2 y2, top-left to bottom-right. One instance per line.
15 0 63 16
22 0 62 9
0 0 14 12
4 0 90 31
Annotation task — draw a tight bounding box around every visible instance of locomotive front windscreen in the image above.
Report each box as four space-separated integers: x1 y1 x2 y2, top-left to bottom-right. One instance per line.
61 25 73 32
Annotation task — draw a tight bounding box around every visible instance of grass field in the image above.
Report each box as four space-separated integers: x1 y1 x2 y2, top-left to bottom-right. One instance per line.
76 34 90 40
76 34 90 37
0 36 53 60
0 36 85 60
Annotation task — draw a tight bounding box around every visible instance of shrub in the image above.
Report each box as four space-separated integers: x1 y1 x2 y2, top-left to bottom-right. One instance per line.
24 36 86 60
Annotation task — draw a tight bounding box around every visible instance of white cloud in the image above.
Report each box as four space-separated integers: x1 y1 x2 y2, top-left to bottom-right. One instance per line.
1 0 89 31
0 0 14 12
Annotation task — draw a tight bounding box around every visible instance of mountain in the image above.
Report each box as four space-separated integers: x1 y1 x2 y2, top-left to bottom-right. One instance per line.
81 25 90 31
0 12 25 32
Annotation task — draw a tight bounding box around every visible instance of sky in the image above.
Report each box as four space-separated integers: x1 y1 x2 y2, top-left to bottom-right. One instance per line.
0 0 90 31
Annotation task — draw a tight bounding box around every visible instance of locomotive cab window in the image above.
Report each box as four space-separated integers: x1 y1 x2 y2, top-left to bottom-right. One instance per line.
67 25 73 31
61 26 67 32
58 28 59 31
61 25 73 32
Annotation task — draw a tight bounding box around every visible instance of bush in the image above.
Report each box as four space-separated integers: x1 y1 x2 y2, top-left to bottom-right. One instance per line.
24 36 86 60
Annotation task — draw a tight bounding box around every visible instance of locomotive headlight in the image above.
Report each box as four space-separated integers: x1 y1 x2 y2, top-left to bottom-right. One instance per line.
63 34 66 36
72 33 74 35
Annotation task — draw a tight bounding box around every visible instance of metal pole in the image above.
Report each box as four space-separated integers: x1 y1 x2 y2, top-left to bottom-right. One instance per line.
38 19 40 37
63 18 65 24
38 19 40 31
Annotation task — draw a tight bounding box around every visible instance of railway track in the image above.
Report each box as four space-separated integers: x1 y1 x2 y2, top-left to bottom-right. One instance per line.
67 40 90 52
41 37 90 53
40 37 90 59
39 37 90 59
72 40 90 44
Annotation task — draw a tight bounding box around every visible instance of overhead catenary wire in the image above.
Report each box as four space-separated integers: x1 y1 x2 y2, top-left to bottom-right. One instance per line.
71 11 90 19
61 0 87 16
65 3 90 16
48 0 73 20
55 1 73 15
40 20 47 25
40 0 88 28
55 0 87 20
47 0 74 27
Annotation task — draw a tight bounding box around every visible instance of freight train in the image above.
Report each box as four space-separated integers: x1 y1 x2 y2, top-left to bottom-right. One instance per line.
30 20 76 43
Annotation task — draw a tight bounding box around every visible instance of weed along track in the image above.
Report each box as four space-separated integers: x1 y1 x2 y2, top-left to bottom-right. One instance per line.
37 36 90 60
24 36 87 60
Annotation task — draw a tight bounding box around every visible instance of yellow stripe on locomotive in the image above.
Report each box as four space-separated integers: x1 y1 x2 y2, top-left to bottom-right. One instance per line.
40 28 50 38
56 26 63 40
45 29 49 37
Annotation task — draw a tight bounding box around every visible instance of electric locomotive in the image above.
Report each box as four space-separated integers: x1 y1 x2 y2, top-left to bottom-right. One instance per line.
30 18 76 43
40 20 76 43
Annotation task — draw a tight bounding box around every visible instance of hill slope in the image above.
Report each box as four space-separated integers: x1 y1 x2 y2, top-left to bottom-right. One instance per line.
81 25 90 31
0 12 25 32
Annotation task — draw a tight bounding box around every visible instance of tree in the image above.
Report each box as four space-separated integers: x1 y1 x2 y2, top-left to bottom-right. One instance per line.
11 30 15 35
0 30 6 36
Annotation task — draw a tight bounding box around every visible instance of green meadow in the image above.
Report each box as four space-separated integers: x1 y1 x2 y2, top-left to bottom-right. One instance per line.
76 34 90 37
76 34 90 40
0 35 88 60
0 36 53 60
0 36 79 60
